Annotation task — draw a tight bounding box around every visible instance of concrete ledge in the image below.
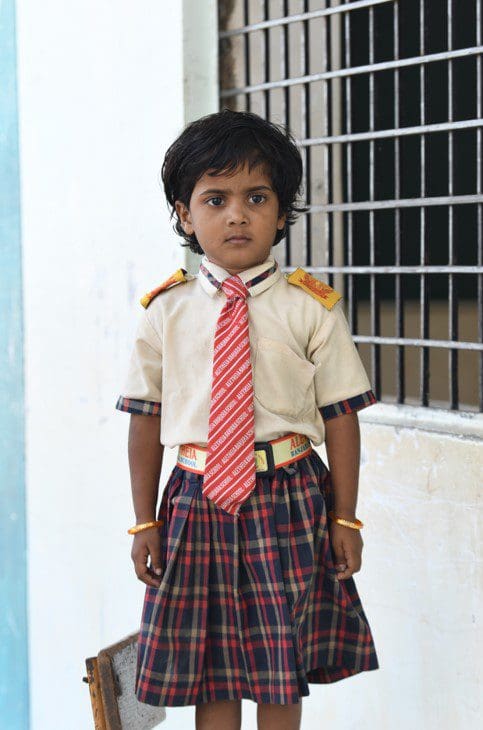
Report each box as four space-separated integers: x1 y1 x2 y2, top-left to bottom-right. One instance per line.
358 402 483 440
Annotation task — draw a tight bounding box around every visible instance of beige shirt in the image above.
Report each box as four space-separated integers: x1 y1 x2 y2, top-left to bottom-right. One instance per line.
116 254 374 447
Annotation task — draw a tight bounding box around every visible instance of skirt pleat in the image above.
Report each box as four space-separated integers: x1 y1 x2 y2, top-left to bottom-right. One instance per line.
135 449 379 707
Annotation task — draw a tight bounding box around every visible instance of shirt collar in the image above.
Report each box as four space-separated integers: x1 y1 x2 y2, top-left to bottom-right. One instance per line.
198 254 281 298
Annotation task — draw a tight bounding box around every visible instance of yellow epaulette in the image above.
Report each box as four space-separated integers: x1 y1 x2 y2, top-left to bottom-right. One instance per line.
140 268 194 308
285 267 342 310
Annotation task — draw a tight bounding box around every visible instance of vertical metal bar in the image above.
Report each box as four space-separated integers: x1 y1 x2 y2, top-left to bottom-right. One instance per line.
419 0 430 406
477 0 483 411
323 6 331 285
243 0 251 112
344 1 357 334
394 0 405 403
448 0 459 409
369 4 381 399
282 0 291 265
302 0 312 266
282 0 289 127
263 0 270 119
330 0 345 295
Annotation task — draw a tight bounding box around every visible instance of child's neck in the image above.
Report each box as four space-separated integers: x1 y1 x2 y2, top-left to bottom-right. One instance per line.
206 255 272 277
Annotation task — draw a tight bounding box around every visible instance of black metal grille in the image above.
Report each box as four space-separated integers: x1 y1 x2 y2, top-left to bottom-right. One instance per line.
218 0 483 412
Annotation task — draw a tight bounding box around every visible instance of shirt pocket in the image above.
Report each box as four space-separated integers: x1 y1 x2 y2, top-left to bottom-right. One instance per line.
253 337 317 420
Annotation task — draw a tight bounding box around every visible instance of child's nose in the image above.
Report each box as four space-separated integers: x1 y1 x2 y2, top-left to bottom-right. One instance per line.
226 200 249 225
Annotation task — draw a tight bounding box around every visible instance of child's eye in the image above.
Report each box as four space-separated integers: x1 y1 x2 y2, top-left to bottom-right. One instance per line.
250 193 267 204
207 196 224 206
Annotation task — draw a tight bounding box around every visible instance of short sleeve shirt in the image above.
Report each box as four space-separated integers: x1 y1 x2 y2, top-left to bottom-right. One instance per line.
116 254 376 447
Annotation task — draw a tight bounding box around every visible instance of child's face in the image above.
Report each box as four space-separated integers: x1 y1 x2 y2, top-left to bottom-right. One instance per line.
175 162 286 275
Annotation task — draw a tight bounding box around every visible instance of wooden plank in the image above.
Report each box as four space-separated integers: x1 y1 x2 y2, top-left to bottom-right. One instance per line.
85 657 107 730
97 650 122 730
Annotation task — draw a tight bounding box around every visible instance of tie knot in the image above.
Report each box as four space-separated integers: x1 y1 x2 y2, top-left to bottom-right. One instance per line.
221 275 249 300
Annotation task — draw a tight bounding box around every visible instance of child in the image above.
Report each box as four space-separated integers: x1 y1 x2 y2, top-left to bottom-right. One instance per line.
116 109 379 729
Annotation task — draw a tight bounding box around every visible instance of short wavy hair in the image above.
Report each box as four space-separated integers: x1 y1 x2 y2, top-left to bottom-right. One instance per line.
161 108 308 255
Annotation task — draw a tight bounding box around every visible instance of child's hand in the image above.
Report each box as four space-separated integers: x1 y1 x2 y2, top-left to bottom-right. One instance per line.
328 522 363 580
131 528 163 588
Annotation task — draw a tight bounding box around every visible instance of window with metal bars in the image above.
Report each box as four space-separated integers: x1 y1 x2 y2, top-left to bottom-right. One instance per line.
218 0 483 413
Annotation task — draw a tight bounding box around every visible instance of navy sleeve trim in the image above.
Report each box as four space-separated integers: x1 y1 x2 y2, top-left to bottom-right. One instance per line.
319 389 377 421
115 396 161 416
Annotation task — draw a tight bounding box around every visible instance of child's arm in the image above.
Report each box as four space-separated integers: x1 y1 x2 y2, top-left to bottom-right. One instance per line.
128 413 164 588
324 411 364 581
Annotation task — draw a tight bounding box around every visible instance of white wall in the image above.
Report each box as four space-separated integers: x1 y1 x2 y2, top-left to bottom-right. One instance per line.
303 407 482 730
16 2 186 727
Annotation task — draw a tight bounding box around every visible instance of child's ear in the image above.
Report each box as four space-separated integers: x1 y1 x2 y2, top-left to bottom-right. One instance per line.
277 211 287 230
175 200 194 235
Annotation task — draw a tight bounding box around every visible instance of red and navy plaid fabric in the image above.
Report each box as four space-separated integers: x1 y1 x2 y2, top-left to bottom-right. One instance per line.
135 449 379 707
320 389 377 421
116 396 161 416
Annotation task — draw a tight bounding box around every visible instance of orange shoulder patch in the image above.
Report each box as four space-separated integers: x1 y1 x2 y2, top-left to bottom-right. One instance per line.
140 268 192 308
285 267 342 310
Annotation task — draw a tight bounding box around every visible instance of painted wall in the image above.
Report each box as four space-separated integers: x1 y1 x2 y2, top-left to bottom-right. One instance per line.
0 1 29 727
15 1 185 727
301 408 482 730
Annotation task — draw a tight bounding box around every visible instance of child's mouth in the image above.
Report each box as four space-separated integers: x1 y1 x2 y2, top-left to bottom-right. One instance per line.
226 237 250 244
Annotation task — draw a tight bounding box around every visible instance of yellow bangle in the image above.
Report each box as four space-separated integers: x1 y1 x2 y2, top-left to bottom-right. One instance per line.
127 520 163 535
328 511 364 530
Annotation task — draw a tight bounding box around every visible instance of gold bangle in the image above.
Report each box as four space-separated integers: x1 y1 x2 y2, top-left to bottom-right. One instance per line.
127 520 163 535
328 511 364 530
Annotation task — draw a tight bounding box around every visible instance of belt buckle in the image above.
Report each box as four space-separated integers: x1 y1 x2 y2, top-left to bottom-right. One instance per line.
254 442 275 477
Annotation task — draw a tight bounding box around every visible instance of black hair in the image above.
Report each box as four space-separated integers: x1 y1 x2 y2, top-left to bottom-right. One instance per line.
161 108 308 255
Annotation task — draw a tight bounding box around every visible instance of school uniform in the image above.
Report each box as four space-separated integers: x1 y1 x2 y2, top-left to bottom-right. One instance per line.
116 253 379 707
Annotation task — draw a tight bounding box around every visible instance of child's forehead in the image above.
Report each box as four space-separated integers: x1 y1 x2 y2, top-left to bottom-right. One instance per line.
193 162 273 191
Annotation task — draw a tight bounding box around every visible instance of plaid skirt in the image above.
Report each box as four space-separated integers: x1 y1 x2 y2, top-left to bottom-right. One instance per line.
135 448 379 707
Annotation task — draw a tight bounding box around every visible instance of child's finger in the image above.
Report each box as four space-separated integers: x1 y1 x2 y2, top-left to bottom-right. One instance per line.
336 554 354 579
147 537 163 576
331 546 348 573
336 566 352 580
137 564 161 588
347 545 362 573
329 530 347 572
337 549 362 580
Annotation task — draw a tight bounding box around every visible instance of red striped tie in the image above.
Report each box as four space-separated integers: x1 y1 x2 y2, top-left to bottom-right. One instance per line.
202 275 256 516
